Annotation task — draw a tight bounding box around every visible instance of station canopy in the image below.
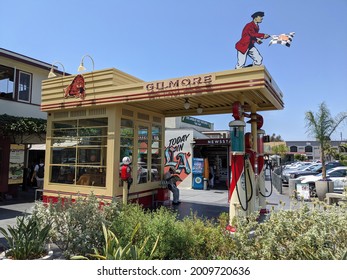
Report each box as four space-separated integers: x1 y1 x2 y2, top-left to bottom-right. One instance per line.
41 66 284 116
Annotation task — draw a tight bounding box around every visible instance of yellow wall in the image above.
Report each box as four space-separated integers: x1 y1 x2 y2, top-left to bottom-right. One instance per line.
43 103 164 201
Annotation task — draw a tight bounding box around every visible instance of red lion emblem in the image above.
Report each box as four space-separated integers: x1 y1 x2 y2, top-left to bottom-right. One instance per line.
64 74 85 99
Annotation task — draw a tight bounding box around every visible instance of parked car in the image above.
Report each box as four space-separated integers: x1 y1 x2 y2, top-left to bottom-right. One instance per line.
285 163 322 183
297 166 347 196
289 161 342 181
325 161 343 169
283 161 312 171
282 162 318 183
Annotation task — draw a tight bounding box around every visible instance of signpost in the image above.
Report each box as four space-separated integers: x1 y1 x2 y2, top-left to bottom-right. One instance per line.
296 183 310 201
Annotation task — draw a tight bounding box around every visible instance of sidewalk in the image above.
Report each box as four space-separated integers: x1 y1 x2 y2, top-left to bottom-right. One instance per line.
0 181 292 228
168 180 292 220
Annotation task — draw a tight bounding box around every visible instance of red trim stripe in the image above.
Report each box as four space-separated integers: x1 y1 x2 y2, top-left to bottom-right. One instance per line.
41 79 267 111
229 155 245 202
41 188 157 201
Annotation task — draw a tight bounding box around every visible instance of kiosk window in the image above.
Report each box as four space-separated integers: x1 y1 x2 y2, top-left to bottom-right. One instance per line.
119 118 134 187
151 125 162 182
119 117 163 186
137 125 149 184
50 118 107 187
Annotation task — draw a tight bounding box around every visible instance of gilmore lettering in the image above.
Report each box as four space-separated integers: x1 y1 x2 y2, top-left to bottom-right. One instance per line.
145 75 213 92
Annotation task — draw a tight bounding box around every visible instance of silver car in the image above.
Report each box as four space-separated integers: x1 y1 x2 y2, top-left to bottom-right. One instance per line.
298 166 347 196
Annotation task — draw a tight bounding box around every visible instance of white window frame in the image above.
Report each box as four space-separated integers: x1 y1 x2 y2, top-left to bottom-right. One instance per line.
17 71 32 103
0 64 15 100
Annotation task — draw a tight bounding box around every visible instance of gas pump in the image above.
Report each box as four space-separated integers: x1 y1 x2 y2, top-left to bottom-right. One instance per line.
258 131 273 206
257 128 267 213
245 132 257 215
228 119 247 226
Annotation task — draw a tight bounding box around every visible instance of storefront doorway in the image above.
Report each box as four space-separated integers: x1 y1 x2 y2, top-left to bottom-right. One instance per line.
193 138 230 190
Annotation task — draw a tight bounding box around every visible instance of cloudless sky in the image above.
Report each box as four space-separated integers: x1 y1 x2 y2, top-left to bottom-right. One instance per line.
2 0 347 141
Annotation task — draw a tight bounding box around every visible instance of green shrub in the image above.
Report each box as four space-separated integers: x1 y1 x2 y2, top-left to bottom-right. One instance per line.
32 193 121 258
144 207 190 259
32 193 347 260
73 222 160 260
180 214 235 259
0 215 51 260
109 205 232 260
228 201 347 260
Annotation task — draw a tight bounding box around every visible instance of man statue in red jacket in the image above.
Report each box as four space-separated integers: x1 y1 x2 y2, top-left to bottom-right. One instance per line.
235 11 270 69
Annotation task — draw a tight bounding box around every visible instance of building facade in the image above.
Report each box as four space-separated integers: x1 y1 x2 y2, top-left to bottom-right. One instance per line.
0 48 63 196
286 140 347 162
40 66 283 206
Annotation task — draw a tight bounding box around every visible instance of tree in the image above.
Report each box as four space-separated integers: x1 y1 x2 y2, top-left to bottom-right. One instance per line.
271 144 288 157
339 143 347 166
271 144 289 169
294 154 307 162
305 102 347 180
270 133 283 142
0 114 46 143
329 143 347 166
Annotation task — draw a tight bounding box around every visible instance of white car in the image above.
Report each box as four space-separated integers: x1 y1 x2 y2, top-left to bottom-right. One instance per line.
298 166 347 196
283 161 310 170
282 163 320 183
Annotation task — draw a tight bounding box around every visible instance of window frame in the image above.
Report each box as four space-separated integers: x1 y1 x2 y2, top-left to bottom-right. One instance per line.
49 117 108 187
290 146 298 153
305 145 313 153
0 64 15 100
17 70 32 103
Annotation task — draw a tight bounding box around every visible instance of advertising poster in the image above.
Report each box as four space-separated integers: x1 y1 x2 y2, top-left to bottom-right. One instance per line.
8 144 25 184
165 130 193 188
192 158 204 174
296 183 310 201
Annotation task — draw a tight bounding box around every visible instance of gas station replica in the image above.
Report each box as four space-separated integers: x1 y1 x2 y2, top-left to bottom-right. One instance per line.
40 64 284 226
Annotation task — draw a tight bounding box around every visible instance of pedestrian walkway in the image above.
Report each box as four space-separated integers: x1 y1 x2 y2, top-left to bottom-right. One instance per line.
0 181 294 228
168 188 229 220
164 180 294 220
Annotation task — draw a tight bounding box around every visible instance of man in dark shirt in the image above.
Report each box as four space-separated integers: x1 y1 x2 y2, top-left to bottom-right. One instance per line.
164 166 181 205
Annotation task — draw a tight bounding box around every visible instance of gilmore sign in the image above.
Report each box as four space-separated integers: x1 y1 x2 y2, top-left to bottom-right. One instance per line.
145 74 214 92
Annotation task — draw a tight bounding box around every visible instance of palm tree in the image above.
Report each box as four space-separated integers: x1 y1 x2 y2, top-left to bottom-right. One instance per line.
305 102 347 180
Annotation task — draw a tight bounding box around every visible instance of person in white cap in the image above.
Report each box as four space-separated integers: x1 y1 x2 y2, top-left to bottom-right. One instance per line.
164 166 180 205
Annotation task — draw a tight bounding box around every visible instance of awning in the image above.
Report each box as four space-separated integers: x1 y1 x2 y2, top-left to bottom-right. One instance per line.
29 144 46 150
52 140 79 148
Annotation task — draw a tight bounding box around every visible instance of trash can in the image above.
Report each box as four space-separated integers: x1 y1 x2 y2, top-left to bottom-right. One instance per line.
203 178 208 190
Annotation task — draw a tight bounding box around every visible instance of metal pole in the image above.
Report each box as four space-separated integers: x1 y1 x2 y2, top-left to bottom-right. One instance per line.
123 181 128 205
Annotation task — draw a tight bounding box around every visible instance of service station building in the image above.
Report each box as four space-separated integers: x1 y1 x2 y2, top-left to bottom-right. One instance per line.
40 66 283 206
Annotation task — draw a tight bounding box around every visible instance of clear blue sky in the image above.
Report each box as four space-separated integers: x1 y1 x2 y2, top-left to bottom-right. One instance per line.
2 0 346 141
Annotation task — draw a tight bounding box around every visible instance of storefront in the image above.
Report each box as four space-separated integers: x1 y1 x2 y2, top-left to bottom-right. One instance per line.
40 66 283 206
193 138 231 189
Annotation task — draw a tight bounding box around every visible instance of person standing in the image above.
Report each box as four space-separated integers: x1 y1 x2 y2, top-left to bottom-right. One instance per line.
235 11 270 69
29 161 36 188
121 156 133 189
164 166 180 205
31 158 44 189
209 164 215 189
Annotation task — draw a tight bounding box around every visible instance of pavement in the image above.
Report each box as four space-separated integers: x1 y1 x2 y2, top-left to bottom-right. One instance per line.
169 179 292 220
0 180 292 255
